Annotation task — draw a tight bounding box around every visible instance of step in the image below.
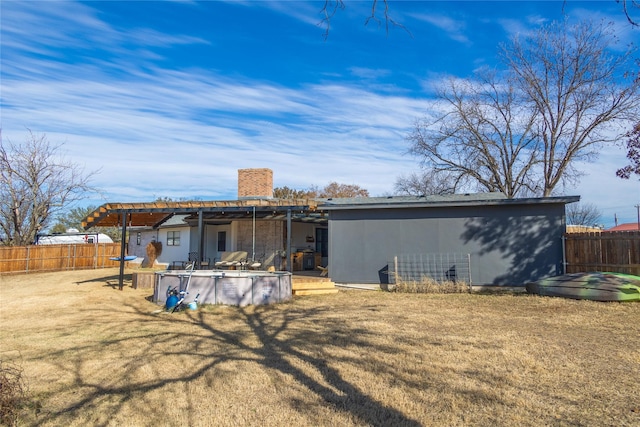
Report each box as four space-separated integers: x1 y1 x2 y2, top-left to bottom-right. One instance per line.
292 281 337 291
293 288 339 296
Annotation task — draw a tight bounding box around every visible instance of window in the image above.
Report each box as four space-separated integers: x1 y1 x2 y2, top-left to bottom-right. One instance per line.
167 231 180 246
217 231 226 252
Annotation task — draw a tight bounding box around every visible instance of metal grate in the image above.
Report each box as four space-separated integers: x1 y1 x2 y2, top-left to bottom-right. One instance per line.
389 253 471 285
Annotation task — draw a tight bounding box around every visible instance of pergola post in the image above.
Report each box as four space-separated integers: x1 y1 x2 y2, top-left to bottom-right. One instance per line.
118 210 128 290
286 209 292 272
198 209 204 267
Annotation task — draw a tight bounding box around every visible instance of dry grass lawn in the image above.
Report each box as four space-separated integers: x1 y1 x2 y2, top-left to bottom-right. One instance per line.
1 268 639 426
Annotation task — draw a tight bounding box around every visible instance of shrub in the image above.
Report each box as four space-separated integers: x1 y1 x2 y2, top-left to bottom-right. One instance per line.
0 360 27 426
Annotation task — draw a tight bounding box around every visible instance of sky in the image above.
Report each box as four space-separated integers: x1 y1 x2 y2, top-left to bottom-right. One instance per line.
1 0 639 228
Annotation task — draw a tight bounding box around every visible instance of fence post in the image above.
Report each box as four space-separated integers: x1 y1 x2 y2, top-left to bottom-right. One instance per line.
394 256 399 284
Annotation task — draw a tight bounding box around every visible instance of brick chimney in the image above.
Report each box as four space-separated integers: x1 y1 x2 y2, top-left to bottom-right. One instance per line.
237 168 273 199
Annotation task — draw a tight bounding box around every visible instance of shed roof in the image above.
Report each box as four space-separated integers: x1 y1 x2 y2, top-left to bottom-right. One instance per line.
82 193 580 229
318 193 580 210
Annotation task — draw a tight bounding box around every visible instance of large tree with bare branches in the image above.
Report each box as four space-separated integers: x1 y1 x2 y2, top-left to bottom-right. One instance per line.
0 131 96 245
408 19 639 198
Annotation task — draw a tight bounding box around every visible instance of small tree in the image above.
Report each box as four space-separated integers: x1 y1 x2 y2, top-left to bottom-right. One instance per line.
0 130 96 246
52 205 121 241
273 186 314 199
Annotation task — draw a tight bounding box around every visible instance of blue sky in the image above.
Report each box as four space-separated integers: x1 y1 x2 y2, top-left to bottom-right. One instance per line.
1 0 638 227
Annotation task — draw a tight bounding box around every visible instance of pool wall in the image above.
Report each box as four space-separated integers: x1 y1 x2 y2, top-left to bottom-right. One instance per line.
153 270 292 307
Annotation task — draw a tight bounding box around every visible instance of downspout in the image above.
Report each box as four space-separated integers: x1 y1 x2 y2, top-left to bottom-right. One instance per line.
252 206 256 262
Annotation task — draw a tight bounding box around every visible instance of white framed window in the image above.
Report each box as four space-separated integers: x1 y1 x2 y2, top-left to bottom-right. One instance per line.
167 231 180 246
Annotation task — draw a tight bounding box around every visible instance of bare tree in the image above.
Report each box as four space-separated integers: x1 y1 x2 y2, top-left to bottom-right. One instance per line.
566 202 603 226
503 19 639 196
394 169 458 196
409 20 639 198
408 69 541 198
0 130 95 246
617 121 640 179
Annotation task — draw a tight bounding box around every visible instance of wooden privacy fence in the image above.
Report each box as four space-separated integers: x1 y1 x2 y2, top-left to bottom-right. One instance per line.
564 231 640 276
0 243 122 274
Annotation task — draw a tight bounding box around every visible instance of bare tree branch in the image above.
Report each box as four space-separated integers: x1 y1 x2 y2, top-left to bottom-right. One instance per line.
566 202 603 226
408 19 639 199
319 0 410 39
504 19 640 196
617 0 640 26
0 130 98 245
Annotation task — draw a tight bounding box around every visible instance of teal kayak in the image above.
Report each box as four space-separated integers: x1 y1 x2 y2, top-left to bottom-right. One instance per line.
525 272 640 302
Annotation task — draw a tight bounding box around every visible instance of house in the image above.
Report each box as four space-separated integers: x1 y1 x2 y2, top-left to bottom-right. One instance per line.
82 168 579 287
321 193 578 286
84 169 328 272
604 223 640 232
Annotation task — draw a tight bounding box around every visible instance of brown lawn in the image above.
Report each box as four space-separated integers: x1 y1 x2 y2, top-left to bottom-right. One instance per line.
1 268 639 426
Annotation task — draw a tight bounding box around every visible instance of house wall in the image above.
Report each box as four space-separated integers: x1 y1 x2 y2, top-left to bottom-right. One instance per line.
128 229 158 260
327 203 566 286
156 226 190 265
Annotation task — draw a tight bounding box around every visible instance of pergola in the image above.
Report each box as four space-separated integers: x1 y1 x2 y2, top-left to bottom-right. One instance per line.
81 199 327 289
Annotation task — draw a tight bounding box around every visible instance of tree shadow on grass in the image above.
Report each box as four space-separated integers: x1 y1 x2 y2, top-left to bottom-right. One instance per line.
74 273 132 289
460 205 564 285
26 299 422 426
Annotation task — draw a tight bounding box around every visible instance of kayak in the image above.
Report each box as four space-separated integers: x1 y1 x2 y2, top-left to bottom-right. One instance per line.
525 272 640 302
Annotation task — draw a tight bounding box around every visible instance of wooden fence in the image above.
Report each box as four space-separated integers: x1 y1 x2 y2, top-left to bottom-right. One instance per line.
0 243 122 274
564 231 640 276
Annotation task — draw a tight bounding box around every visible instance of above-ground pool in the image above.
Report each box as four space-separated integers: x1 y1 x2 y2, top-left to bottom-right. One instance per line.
153 269 292 307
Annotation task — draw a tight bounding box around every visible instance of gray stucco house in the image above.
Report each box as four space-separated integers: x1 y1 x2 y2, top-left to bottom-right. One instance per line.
83 168 579 288
321 193 579 286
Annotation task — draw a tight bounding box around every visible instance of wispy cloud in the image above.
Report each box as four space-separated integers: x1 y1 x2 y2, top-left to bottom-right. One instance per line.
1 0 635 227
409 12 470 44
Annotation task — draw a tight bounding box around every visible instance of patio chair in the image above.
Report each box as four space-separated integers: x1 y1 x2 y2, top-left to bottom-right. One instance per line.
214 251 248 269
317 265 328 277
